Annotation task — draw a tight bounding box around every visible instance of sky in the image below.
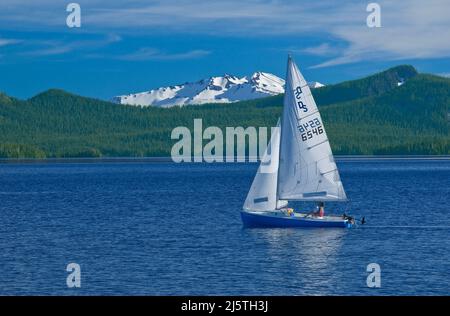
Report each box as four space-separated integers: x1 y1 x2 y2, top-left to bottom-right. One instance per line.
0 0 450 100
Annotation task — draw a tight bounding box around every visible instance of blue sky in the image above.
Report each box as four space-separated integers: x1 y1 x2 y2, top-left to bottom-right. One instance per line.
1 0 450 100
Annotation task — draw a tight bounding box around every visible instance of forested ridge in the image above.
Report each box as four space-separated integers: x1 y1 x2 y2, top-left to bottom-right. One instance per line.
0 65 449 158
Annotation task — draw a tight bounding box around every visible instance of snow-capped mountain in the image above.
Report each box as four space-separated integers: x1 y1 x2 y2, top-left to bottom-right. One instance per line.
308 81 325 88
113 72 324 107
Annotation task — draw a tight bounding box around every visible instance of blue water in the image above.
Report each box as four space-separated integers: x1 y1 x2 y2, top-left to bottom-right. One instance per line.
0 159 449 295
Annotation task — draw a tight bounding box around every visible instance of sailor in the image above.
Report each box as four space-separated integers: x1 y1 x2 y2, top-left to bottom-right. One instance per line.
318 202 325 217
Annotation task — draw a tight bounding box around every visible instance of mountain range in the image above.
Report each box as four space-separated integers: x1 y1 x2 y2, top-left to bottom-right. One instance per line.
112 72 324 107
0 65 448 158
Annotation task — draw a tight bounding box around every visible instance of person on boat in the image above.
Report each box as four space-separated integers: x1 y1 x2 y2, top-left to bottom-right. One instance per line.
313 202 325 217
318 202 325 217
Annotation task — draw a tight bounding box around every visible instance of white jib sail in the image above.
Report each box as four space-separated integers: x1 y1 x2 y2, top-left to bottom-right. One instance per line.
277 56 347 201
243 120 288 211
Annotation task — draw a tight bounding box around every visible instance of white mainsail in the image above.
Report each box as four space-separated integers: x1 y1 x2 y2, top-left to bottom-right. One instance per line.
243 121 288 211
243 56 346 212
277 56 346 201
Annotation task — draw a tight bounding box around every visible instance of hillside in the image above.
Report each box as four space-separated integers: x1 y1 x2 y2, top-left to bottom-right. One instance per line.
0 65 449 158
314 64 418 105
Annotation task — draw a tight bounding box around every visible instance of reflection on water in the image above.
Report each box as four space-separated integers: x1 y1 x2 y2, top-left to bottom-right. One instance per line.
246 228 346 294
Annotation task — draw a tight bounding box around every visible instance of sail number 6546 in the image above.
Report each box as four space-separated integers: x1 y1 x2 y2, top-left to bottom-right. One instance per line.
301 126 324 141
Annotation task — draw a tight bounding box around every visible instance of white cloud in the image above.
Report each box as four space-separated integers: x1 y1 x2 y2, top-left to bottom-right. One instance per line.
1 0 450 67
0 1 362 33
298 43 339 57
5 32 208 62
117 48 211 61
0 38 20 47
310 0 450 68
20 34 121 56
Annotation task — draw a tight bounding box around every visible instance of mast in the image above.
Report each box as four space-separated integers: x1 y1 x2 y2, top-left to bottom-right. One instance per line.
275 55 292 207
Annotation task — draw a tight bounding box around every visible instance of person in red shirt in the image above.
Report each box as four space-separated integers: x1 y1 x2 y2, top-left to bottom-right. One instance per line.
318 202 325 217
314 202 325 217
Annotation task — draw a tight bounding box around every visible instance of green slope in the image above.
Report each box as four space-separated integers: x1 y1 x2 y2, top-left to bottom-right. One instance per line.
0 66 448 158
321 73 450 154
314 64 418 106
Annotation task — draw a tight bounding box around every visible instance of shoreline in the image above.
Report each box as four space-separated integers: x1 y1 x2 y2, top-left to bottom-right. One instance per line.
0 155 449 164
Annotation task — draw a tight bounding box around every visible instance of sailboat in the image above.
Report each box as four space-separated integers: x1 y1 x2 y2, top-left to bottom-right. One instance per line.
241 56 354 228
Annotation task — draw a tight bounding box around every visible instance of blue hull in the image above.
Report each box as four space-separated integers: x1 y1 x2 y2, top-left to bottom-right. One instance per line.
241 211 351 228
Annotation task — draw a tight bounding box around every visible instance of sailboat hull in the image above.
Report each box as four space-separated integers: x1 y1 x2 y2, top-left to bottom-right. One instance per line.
241 211 352 228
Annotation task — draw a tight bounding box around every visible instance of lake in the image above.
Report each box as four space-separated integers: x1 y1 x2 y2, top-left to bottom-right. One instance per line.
0 158 449 295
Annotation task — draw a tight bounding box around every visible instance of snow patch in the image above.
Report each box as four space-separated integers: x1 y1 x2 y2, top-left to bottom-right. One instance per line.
113 72 325 107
